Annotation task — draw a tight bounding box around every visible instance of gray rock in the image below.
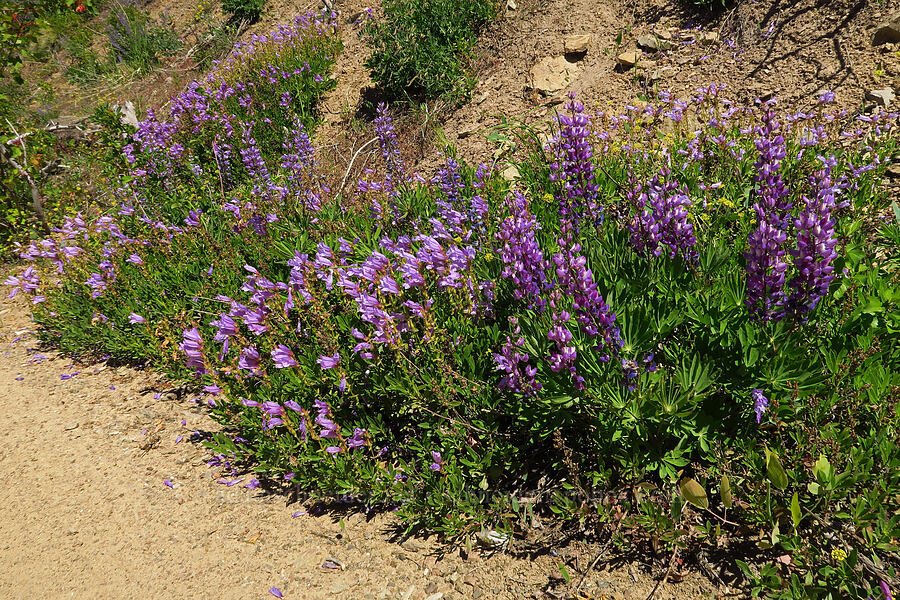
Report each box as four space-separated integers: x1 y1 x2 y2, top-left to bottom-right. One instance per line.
873 14 900 45
867 87 896 107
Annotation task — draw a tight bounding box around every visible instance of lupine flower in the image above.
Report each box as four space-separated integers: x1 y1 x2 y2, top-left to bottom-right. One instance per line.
752 389 770 423
496 192 549 310
553 229 622 362
548 94 600 229
128 313 146 324
494 317 540 396
126 253 143 265
628 170 698 262
787 156 838 316
268 587 284 598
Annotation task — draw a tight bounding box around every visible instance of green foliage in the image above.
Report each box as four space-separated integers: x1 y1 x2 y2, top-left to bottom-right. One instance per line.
220 0 265 25
105 5 181 73
10 56 900 600
363 0 496 102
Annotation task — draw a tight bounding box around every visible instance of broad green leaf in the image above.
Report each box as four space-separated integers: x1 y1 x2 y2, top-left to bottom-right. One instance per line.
679 477 709 510
893 201 900 224
790 492 801 529
766 448 789 490
720 474 733 509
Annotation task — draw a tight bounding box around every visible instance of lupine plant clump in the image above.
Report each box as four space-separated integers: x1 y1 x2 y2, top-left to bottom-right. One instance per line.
7 33 900 598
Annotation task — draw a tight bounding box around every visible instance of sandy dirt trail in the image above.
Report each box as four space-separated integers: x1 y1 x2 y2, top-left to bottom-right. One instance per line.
0 298 720 600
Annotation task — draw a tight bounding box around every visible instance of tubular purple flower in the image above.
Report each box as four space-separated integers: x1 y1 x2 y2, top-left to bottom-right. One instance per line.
317 352 340 369
272 344 298 368
347 428 366 450
429 451 443 472
238 346 262 374
179 328 206 374
128 313 146 324
752 389 770 424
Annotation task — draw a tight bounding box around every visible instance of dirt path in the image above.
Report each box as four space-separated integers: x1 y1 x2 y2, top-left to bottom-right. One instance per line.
0 298 722 599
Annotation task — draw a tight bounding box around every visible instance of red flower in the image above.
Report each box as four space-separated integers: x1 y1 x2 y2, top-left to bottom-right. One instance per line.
75 3 86 12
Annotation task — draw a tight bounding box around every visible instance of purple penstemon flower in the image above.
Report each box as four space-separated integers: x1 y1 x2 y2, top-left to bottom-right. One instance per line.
347 428 366 450
429 451 443 472
317 352 340 369
238 345 262 375
752 389 770 424
271 344 298 368
128 312 146 324
179 328 206 374
314 399 340 438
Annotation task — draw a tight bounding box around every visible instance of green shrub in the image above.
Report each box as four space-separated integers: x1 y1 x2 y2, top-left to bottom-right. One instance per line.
221 0 266 25
106 5 181 73
11 76 900 600
363 0 496 101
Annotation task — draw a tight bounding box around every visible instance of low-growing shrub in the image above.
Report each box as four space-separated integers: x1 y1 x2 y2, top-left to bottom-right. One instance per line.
9 61 900 600
106 4 181 73
363 0 496 101
221 0 265 25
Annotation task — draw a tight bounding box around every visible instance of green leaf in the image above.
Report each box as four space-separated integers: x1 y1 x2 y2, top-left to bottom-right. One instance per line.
679 477 709 510
812 454 832 483
790 492 801 529
765 448 789 491
892 201 900 225
720 474 733 509
557 562 571 584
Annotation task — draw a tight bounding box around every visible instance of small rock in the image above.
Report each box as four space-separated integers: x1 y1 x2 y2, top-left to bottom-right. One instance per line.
501 165 520 182
886 164 900 179
424 594 443 600
425 582 438 594
564 34 591 55
65 421 79 430
874 14 900 45
164 76 174 84
637 34 662 52
530 56 581 94
506 0 516 9
472 588 484 599
698 31 719 45
617 51 640 68
400 539 421 553
867 88 896 107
